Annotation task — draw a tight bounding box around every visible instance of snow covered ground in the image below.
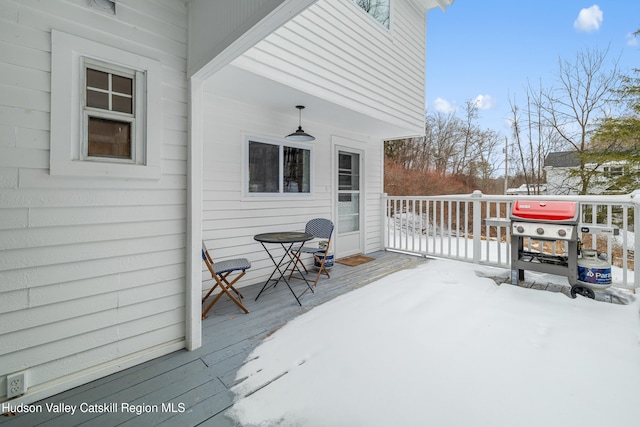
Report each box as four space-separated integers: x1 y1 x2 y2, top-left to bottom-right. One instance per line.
227 259 640 427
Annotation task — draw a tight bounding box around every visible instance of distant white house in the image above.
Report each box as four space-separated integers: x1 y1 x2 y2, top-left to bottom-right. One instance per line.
544 150 636 195
0 0 454 406
543 151 582 195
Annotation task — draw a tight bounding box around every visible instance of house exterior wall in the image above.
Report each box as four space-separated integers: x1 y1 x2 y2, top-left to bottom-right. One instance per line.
199 0 429 287
545 167 581 195
201 95 385 286
545 163 634 195
0 0 188 403
232 0 428 138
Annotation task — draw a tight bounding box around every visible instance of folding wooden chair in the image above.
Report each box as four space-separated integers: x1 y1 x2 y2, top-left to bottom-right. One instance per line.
201 242 251 318
289 218 334 287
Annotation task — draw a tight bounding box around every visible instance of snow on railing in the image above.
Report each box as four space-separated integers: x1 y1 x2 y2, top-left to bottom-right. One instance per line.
383 191 639 291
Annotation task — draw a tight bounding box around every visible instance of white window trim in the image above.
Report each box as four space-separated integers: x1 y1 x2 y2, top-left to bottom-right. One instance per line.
243 135 314 198
50 30 161 179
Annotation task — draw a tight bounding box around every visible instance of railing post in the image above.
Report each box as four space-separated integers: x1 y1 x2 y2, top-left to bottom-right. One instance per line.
471 190 483 263
633 192 640 291
382 193 388 250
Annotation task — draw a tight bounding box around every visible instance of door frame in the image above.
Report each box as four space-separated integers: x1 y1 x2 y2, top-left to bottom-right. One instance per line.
332 139 365 258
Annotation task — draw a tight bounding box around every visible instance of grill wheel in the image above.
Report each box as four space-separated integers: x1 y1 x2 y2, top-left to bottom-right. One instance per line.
570 286 595 299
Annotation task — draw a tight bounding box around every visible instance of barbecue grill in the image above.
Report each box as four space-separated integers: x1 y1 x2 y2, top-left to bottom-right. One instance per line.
509 200 617 298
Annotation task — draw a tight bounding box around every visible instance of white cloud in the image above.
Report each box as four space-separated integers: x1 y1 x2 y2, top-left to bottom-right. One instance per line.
433 97 457 114
573 5 603 32
472 94 496 110
626 32 639 46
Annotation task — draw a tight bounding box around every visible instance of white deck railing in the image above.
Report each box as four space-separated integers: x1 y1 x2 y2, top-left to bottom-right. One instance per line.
383 191 640 291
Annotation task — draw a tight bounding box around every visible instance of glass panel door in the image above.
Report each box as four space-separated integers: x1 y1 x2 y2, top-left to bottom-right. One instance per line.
337 151 360 234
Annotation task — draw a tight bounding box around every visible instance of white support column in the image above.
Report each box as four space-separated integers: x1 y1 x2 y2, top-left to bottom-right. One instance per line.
186 76 204 350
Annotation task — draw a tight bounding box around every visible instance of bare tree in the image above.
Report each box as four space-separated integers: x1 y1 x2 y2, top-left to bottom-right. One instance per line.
508 96 532 191
386 105 501 193
543 47 621 194
475 128 501 188
428 111 462 175
507 48 617 196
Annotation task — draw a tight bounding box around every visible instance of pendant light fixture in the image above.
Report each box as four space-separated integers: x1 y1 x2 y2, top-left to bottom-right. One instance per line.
285 105 315 142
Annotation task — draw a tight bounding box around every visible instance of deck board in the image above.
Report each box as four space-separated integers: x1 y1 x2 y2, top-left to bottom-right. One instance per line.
1 250 426 426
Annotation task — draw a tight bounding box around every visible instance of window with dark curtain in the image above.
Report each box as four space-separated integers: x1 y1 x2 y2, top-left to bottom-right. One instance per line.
283 146 310 193
249 141 280 193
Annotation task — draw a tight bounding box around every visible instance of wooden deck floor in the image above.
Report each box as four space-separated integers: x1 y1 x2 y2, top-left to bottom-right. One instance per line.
1 250 426 427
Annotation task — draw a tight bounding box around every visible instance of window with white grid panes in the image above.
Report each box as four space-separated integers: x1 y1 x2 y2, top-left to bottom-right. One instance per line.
84 63 137 160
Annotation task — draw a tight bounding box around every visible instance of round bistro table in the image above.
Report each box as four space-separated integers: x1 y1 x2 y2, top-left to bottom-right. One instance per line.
253 231 315 306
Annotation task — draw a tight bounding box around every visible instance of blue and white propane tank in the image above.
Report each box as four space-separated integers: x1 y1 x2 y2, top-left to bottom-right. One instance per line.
313 240 334 271
572 249 612 298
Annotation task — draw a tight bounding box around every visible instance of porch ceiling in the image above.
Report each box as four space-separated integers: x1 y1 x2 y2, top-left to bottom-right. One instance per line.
203 64 420 140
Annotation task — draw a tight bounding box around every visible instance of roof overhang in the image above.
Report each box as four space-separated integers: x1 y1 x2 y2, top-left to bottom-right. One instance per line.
204 64 422 140
189 0 317 79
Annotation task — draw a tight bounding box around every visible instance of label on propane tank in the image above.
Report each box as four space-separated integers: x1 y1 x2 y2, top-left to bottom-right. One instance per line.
578 266 612 285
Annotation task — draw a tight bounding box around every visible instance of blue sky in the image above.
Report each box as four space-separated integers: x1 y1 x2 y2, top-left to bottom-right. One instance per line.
425 1 640 134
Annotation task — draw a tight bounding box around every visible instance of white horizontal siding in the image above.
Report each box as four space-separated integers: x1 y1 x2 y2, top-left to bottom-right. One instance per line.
0 248 185 298
0 0 188 404
364 139 385 253
1 309 186 383
0 295 185 358
0 220 185 259
32 323 185 388
233 0 427 135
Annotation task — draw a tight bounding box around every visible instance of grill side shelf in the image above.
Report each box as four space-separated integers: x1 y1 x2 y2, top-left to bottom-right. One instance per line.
482 217 510 227
578 224 619 236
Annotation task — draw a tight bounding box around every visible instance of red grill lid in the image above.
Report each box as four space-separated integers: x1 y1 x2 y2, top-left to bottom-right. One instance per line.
511 200 578 222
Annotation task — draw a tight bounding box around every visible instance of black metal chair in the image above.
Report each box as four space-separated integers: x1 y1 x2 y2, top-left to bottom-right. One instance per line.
288 218 334 287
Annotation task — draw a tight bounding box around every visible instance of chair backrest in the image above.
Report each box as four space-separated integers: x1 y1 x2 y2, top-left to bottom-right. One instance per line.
202 241 214 272
305 218 334 240
202 241 209 259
